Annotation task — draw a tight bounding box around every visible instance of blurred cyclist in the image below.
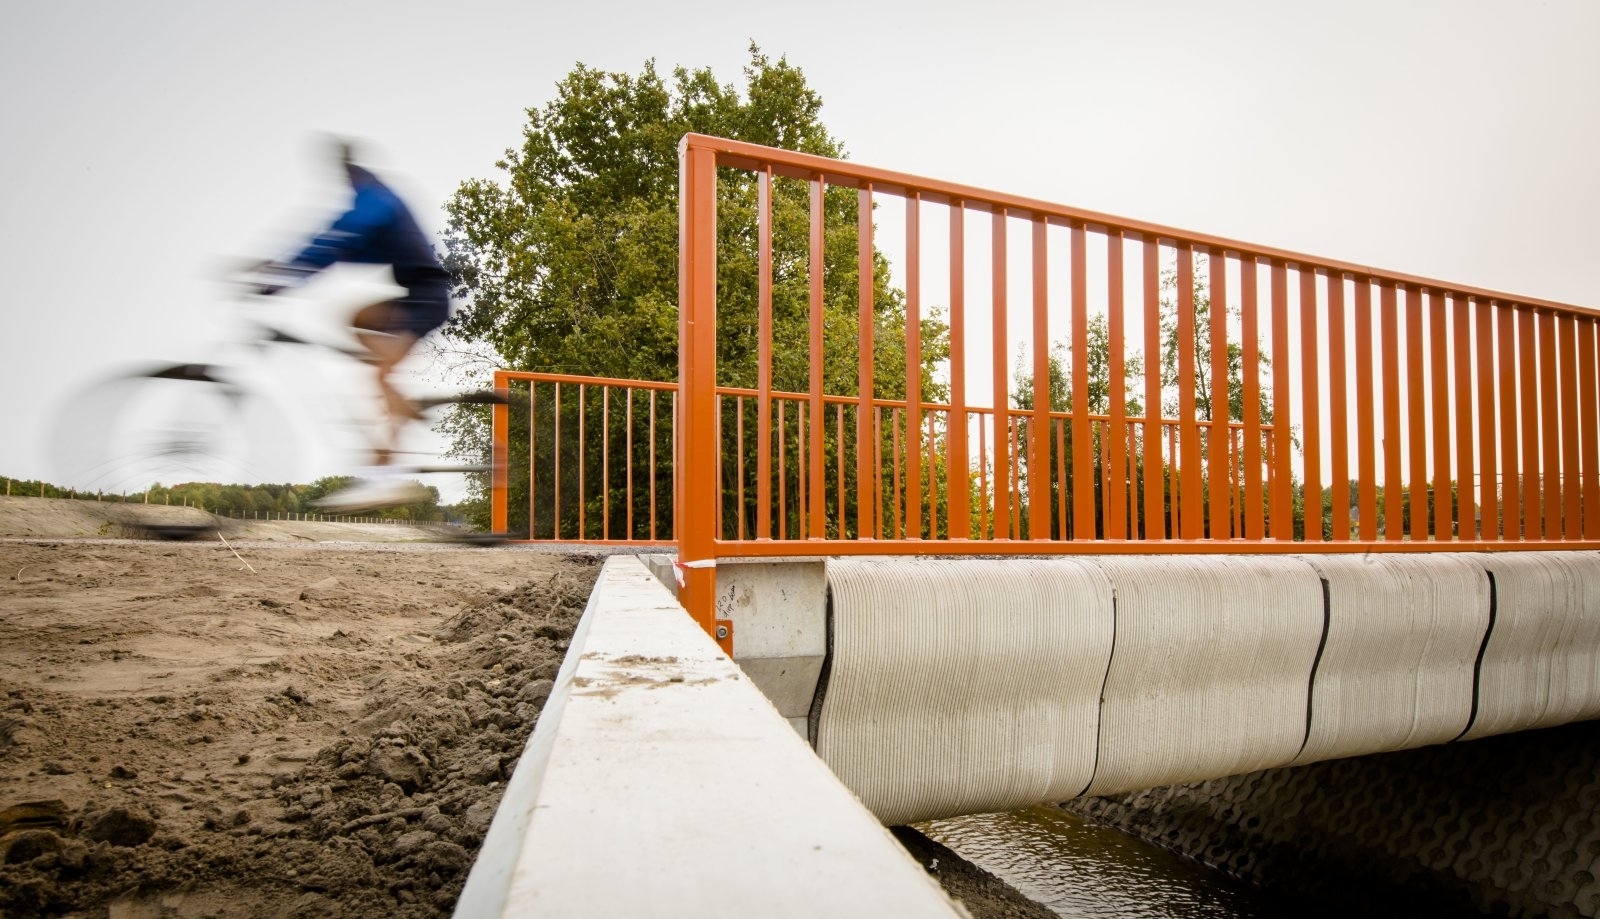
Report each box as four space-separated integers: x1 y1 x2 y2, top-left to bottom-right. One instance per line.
252 139 450 512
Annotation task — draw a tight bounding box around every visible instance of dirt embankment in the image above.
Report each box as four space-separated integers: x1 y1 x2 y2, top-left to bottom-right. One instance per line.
0 494 1051 919
0 539 598 918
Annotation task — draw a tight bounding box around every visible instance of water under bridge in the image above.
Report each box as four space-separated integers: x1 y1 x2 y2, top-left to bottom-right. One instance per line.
458 135 1600 917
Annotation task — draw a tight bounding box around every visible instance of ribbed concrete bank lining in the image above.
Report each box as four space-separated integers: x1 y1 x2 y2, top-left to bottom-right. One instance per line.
1085 556 1324 797
1293 555 1491 765
1466 552 1600 740
816 558 1114 825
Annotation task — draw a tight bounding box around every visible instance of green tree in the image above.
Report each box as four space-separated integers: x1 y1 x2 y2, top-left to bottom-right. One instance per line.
442 47 948 533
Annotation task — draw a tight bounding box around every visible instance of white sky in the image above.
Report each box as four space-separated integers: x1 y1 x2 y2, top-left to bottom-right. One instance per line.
2 0 1596 500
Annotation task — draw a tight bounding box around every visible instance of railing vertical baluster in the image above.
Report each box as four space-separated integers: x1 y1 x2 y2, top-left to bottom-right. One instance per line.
1127 423 1141 537
893 407 903 538
1145 240 1167 539
1107 232 1128 540
947 202 969 537
737 397 745 542
1580 317 1600 539
857 185 875 542
836 403 846 539
1010 415 1021 539
1354 279 1378 541
1429 290 1453 540
1327 273 1349 541
1499 303 1522 539
1452 296 1476 539
537 381 544 541
905 193 923 540
798 402 808 539
1031 216 1051 541
808 175 826 540
1300 269 1323 542
602 387 610 541
926 412 940 538
1240 257 1264 540
671 390 678 542
1233 426 1244 538
1071 222 1093 540
554 382 562 541
978 416 989 539
716 393 723 539
1209 250 1232 539
1056 418 1068 539
1270 260 1293 539
1381 283 1404 540
649 389 657 541
1099 419 1112 537
1519 306 1542 539
1406 287 1428 540
1476 302 1499 539
757 166 774 540
491 370 509 535
585 385 592 544
1168 425 1180 538
992 209 1011 538
1540 309 1563 536
1177 245 1202 539
873 406 884 538
625 388 633 541
778 399 787 540
1559 313 1581 539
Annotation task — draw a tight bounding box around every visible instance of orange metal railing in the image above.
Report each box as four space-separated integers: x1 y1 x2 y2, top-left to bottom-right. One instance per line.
490 370 678 544
673 133 1600 631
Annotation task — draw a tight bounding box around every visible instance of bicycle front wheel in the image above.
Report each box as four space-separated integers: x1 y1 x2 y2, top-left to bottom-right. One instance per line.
51 364 300 495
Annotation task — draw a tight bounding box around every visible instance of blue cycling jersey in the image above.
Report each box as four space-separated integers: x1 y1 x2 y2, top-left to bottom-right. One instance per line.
288 166 446 288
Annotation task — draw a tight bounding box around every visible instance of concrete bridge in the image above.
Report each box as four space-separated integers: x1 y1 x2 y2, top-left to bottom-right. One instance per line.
460 136 1600 917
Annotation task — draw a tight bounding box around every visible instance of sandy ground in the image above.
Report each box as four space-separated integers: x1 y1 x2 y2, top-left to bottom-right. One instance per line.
0 533 596 918
0 498 1049 919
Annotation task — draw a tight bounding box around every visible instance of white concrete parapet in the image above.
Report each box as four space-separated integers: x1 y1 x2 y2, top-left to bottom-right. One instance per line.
454 555 961 919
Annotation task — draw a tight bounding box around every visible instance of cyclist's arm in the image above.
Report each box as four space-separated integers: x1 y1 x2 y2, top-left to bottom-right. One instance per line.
285 185 396 274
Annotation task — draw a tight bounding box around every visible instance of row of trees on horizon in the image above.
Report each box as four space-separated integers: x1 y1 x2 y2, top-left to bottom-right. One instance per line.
0 475 455 523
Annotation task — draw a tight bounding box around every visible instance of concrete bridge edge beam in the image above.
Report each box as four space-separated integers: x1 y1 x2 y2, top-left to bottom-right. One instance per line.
454 554 962 918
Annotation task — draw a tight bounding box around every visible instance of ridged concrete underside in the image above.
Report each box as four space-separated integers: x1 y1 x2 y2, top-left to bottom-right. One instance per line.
1293 554 1490 765
1086 556 1323 797
813 552 1600 827
1467 552 1600 740
816 558 1114 826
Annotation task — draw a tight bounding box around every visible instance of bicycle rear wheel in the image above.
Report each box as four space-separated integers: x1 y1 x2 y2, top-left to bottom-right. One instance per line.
52 364 300 495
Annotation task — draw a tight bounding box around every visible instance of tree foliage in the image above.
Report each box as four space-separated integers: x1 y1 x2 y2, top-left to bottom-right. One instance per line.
441 47 949 532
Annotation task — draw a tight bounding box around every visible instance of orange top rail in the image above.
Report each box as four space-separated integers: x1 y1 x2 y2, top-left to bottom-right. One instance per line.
671 133 1600 633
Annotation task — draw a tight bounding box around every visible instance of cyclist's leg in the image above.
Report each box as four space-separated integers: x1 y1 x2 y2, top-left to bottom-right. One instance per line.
350 281 449 465
351 302 421 465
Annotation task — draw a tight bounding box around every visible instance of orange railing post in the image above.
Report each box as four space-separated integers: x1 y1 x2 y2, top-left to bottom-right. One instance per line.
491 370 509 535
677 135 718 636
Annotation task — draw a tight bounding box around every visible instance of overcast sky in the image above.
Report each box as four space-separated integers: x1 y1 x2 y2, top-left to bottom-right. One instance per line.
2 0 1595 496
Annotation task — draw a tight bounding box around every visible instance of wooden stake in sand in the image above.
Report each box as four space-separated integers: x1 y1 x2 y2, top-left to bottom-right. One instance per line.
216 531 255 573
